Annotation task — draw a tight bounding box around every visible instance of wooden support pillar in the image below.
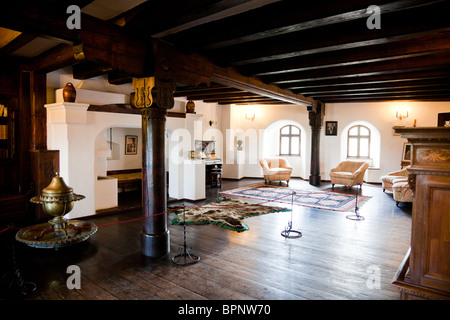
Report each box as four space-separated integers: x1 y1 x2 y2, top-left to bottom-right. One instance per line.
133 69 174 257
308 103 325 186
140 106 169 257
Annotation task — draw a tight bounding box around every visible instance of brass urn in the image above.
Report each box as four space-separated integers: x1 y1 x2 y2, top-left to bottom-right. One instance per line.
17 173 96 249
30 173 85 234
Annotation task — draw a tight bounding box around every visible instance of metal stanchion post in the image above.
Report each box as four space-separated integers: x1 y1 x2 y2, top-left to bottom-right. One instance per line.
281 192 302 238
172 205 200 266
346 184 365 221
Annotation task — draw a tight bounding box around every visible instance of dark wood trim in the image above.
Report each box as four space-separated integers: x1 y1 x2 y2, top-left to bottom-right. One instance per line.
107 168 141 176
87 105 186 118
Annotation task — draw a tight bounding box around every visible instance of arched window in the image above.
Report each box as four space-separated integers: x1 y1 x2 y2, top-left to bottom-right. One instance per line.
279 125 300 156
347 125 371 158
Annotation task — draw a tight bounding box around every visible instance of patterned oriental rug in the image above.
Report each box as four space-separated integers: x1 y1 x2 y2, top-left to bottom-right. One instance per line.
170 198 290 232
220 184 371 212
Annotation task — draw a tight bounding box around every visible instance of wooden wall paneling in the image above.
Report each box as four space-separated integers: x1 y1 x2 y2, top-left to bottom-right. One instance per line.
30 150 59 222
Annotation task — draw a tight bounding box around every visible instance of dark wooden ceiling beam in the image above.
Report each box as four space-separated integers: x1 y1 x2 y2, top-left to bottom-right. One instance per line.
0 33 36 57
320 93 450 103
72 60 113 80
301 78 450 95
0 3 152 77
0 2 80 43
308 86 450 98
123 0 281 38
287 71 450 93
210 2 449 66
204 97 278 104
108 72 132 85
165 0 435 51
240 29 450 77
172 48 317 107
284 68 450 92
201 0 440 51
187 91 258 101
174 85 242 97
265 51 450 85
233 101 288 105
24 43 76 73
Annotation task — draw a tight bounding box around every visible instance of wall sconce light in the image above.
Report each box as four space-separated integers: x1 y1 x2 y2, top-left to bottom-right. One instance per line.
245 112 255 121
396 109 408 120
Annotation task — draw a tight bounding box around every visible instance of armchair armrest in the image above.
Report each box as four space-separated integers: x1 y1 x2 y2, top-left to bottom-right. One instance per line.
280 158 293 171
352 163 369 177
259 159 270 175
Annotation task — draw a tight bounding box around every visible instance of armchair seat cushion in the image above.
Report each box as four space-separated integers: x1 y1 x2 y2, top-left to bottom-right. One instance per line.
329 171 353 178
267 168 291 174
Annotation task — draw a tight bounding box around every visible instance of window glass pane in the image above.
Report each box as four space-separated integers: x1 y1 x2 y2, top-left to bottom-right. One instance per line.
291 136 300 155
280 137 290 154
348 138 358 157
291 126 300 135
281 126 290 135
349 126 358 136
359 126 370 136
359 138 369 157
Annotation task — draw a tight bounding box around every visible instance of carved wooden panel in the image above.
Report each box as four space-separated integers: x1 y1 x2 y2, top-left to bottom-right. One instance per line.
415 146 450 166
421 180 450 292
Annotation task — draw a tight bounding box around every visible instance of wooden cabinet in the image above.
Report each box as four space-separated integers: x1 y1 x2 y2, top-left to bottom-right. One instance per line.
0 96 18 194
393 127 450 300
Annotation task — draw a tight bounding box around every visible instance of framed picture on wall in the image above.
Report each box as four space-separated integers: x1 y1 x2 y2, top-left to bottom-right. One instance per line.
325 121 338 136
125 135 138 155
437 112 450 127
402 142 412 161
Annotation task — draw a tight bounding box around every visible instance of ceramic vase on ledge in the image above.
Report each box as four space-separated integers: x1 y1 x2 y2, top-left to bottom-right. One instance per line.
186 100 195 113
63 82 76 102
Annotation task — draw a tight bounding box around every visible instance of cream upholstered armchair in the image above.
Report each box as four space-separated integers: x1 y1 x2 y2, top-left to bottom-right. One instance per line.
329 160 369 190
381 167 413 206
259 157 293 185
380 167 409 192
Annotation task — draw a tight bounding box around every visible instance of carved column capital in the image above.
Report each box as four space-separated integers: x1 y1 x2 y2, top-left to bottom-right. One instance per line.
308 102 325 128
132 77 155 108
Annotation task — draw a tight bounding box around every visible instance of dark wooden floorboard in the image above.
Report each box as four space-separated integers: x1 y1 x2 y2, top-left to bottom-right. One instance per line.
8 178 411 300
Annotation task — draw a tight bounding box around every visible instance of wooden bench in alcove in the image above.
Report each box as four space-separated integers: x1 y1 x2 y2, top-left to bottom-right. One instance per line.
107 168 142 191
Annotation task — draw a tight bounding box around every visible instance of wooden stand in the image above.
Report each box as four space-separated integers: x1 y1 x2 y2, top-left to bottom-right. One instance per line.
392 127 450 300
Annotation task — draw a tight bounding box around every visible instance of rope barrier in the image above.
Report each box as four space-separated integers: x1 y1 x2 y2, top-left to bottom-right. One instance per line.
0 225 11 235
0 185 361 234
